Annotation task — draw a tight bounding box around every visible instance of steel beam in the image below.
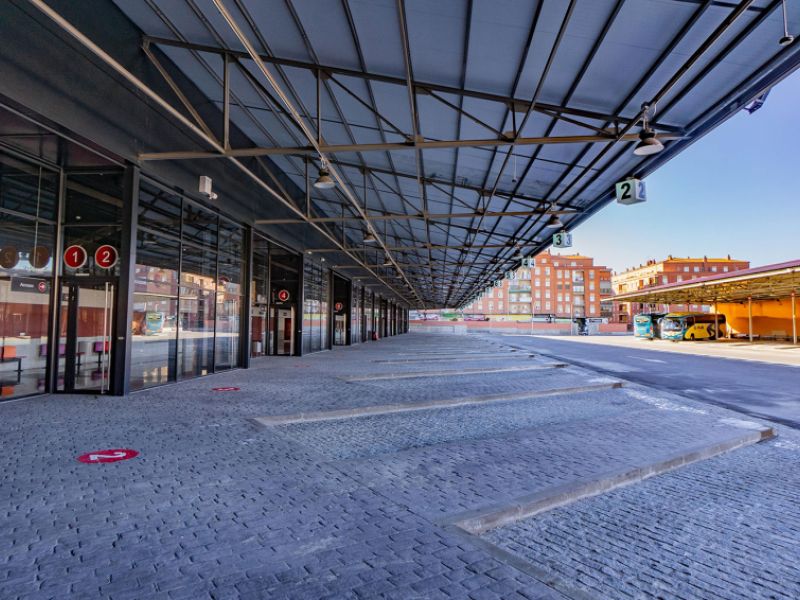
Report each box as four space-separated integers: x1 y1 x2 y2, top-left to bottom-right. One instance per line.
137 132 670 161
142 34 683 132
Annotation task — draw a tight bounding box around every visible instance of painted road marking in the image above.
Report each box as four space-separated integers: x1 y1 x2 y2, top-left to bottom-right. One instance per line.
212 386 240 391
77 449 138 463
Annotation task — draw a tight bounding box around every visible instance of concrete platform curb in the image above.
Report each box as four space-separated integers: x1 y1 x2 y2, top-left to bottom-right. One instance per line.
253 381 624 426
342 363 567 382
447 425 776 535
372 354 535 364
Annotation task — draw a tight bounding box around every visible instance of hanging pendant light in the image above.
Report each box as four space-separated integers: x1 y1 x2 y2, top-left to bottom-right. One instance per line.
633 127 664 156
547 214 564 228
363 231 377 244
633 104 664 156
313 167 335 189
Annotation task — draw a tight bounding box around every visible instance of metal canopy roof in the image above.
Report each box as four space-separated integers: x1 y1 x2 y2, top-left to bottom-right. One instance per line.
84 0 800 307
614 259 800 303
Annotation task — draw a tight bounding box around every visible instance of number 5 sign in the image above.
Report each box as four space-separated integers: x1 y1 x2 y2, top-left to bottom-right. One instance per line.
94 245 118 269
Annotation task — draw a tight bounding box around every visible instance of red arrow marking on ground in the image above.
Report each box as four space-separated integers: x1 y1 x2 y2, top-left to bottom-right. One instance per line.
77 449 138 463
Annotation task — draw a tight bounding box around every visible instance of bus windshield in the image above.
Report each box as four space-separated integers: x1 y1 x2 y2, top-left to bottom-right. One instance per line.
660 317 684 332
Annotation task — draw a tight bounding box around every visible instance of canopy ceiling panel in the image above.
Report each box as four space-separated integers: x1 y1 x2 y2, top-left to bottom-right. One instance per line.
97 0 800 307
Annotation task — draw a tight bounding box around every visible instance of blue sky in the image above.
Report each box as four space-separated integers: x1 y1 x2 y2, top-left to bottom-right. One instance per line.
569 69 800 274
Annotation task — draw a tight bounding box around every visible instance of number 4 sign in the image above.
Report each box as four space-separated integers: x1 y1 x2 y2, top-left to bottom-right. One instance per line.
615 177 647 205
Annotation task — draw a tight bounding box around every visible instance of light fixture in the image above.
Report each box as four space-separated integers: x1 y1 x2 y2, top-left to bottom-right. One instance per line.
513 250 524 260
546 214 563 228
633 128 664 156
633 103 664 156
313 167 335 189
780 0 795 46
363 232 377 244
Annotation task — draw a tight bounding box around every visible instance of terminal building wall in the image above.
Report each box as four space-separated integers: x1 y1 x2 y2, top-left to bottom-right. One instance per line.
719 299 797 340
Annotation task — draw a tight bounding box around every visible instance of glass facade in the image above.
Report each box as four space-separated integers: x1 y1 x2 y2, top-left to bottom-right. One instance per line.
351 282 362 344
0 126 406 401
302 258 329 354
0 153 58 399
130 179 244 391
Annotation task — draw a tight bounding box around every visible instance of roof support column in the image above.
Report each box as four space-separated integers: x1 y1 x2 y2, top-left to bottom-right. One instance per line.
748 296 753 343
792 291 797 345
714 301 719 341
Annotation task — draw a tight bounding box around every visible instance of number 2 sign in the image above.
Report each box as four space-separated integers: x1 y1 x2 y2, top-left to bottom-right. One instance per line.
94 245 118 269
615 177 647 205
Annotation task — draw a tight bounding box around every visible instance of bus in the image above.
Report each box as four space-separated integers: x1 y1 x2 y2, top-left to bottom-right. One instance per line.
633 312 667 339
659 312 726 341
464 314 489 321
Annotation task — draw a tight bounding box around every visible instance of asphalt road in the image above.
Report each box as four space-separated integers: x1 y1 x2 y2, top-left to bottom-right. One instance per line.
499 334 800 429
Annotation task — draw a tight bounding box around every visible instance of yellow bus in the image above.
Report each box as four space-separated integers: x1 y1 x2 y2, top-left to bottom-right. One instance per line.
660 312 726 341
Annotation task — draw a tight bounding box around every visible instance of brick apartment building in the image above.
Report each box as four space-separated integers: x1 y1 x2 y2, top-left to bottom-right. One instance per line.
462 251 614 320
612 255 750 324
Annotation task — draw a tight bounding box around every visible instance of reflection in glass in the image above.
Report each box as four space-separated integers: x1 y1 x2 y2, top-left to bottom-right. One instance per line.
250 236 269 357
130 233 179 390
215 252 242 370
179 244 216 377
0 154 57 400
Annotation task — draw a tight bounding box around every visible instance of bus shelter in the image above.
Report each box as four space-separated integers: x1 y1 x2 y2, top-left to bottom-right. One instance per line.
613 260 800 344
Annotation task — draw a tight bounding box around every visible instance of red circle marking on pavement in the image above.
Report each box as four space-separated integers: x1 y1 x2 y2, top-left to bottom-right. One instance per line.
277 289 290 302
94 244 118 269
77 449 138 464
64 244 88 269
212 386 240 391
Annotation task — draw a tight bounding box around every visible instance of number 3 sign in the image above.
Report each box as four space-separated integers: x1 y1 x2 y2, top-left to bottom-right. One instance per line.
94 245 118 269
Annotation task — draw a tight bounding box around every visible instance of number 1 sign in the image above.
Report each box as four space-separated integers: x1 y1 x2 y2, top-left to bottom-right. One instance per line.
63 244 88 269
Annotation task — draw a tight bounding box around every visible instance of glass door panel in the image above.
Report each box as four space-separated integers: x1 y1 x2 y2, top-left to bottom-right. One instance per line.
58 281 114 393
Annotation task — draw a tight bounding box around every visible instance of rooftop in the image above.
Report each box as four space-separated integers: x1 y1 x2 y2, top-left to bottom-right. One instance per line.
613 259 800 303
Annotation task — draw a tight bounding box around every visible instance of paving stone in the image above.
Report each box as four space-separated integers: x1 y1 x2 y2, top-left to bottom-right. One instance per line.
0 333 788 599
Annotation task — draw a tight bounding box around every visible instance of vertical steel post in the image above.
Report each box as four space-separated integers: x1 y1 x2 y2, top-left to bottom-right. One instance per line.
714 301 719 341
792 291 797 345
240 226 253 369
110 165 139 396
223 53 230 150
748 296 753 343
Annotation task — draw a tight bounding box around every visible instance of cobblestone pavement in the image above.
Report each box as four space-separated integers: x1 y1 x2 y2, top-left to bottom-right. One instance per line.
0 333 794 599
484 427 800 600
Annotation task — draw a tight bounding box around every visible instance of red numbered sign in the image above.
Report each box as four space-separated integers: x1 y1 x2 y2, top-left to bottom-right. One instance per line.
77 448 138 463
94 245 118 269
64 245 88 269
334 302 344 312
277 289 290 302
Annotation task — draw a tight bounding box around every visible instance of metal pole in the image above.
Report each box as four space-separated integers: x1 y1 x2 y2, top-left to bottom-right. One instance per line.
101 283 109 394
714 301 719 341
748 296 753 343
792 291 797 345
